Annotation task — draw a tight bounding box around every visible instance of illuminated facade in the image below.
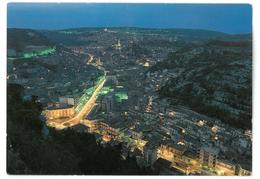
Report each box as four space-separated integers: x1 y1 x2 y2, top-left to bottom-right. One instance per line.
157 145 174 161
135 139 147 152
81 119 98 132
45 103 75 120
97 121 119 137
198 146 219 168
216 160 236 176
235 165 251 176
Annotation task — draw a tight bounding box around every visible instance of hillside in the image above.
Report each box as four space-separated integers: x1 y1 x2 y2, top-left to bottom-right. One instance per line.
154 39 252 129
7 28 54 52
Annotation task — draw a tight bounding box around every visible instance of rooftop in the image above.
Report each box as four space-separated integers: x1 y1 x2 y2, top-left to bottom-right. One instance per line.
47 103 74 110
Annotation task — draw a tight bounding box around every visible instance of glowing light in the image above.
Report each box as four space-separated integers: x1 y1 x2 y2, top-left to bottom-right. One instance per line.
23 47 56 59
59 31 82 35
102 135 112 142
144 62 150 67
211 126 218 133
197 120 204 127
98 86 114 96
115 92 128 102
169 111 176 117
177 141 185 145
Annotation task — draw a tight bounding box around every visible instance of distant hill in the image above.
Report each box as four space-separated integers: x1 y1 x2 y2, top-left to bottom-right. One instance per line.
40 30 97 46
7 28 53 52
39 27 251 46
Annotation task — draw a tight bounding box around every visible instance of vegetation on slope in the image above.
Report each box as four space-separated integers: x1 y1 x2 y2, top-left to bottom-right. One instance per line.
153 40 252 129
7 83 154 175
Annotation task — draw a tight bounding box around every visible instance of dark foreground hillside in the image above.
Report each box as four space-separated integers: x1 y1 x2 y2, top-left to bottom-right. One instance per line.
7 83 154 175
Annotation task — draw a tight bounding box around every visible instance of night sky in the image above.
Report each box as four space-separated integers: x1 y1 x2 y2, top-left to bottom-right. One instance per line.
7 3 252 34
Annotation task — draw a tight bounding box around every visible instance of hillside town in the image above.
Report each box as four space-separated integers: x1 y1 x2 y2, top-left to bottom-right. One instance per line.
7 27 252 175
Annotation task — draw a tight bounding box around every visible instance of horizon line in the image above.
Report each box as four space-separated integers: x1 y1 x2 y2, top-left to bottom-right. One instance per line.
7 26 252 35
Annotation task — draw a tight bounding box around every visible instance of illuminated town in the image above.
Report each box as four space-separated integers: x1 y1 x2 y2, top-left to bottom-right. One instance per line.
7 4 252 176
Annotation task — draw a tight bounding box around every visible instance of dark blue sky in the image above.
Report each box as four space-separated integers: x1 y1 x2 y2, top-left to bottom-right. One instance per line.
7 3 252 34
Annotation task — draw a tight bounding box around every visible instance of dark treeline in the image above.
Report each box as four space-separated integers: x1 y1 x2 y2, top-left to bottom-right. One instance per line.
7 83 155 175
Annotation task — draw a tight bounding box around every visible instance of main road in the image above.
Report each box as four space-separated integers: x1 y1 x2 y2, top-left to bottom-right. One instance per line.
49 75 106 130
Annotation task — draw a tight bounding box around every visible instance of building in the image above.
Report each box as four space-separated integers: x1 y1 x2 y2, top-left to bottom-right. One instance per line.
182 150 198 165
157 142 186 162
45 103 75 120
101 95 114 113
97 120 120 138
216 159 236 176
153 158 183 175
59 96 75 106
180 150 199 174
235 164 251 176
81 118 99 132
106 75 118 86
114 39 122 50
143 141 158 166
106 95 114 112
198 146 219 168
244 130 252 139
131 130 143 140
